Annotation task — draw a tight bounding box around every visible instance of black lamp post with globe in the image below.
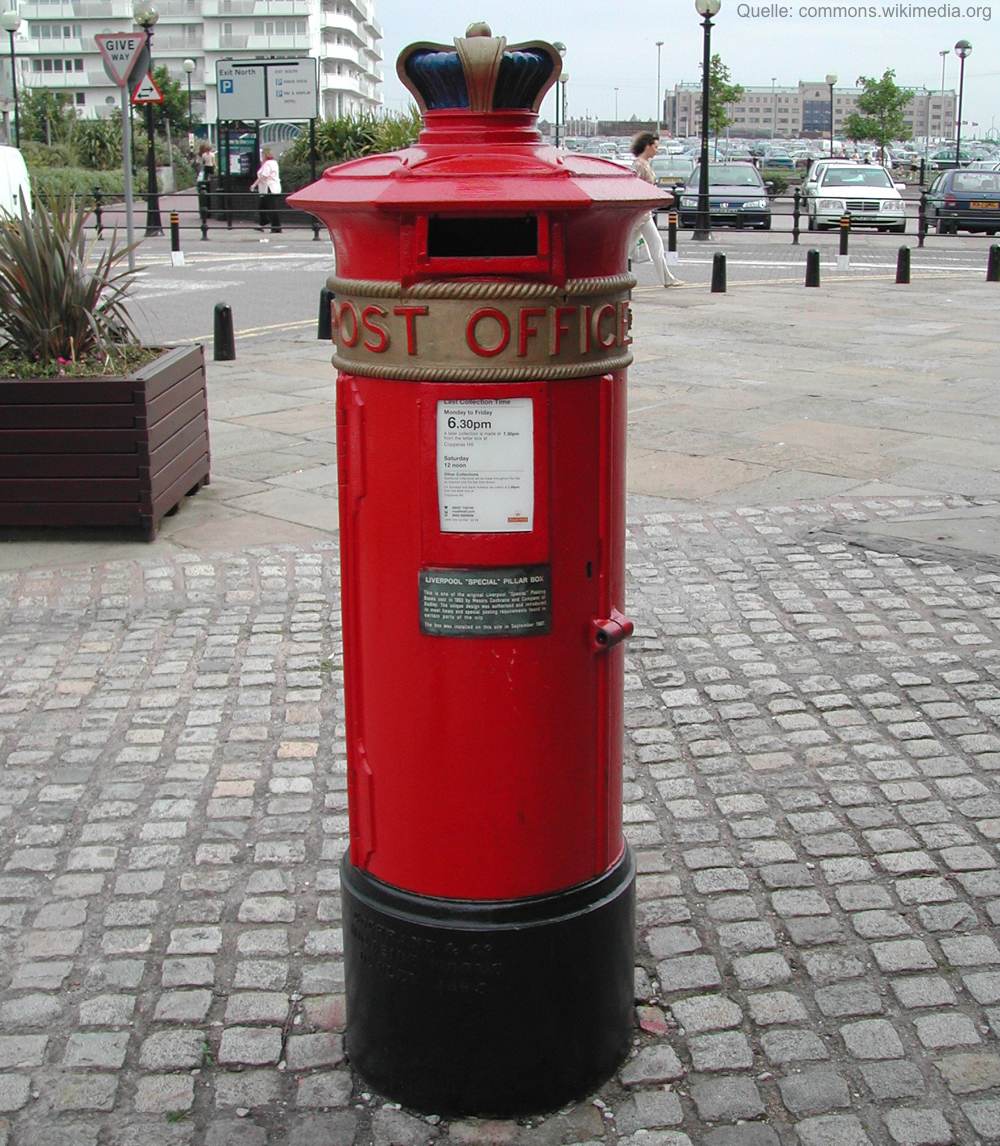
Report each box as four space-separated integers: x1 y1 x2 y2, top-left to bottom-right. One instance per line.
133 1 163 237
1 8 21 149
692 0 720 242
954 39 971 168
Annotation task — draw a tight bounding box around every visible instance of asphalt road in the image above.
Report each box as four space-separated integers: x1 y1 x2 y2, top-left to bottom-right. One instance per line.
121 206 999 349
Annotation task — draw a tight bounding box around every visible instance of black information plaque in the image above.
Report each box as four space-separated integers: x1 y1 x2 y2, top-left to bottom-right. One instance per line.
419 565 551 637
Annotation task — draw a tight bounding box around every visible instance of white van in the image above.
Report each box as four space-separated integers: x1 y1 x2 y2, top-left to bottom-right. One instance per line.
0 145 31 218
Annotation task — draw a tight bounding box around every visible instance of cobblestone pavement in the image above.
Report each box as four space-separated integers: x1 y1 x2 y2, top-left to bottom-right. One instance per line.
4 493 1000 1145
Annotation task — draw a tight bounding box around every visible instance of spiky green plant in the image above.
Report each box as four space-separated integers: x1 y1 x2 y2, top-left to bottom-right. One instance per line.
0 195 139 370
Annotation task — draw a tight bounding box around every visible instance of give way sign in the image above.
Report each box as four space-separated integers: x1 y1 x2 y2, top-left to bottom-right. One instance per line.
95 31 148 88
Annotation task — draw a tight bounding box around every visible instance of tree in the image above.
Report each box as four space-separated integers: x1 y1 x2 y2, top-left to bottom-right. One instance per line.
148 65 193 133
843 69 913 163
18 89 76 146
706 54 744 140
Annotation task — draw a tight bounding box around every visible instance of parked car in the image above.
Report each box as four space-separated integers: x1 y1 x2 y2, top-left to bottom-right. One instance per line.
927 147 975 171
0 146 31 219
805 163 907 232
762 155 796 170
650 155 695 189
925 168 1000 235
677 162 771 230
965 160 1000 173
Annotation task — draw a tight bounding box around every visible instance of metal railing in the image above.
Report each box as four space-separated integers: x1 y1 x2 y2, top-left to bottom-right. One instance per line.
87 186 324 243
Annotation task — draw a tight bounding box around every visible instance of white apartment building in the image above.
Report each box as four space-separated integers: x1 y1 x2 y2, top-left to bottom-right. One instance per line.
5 0 382 126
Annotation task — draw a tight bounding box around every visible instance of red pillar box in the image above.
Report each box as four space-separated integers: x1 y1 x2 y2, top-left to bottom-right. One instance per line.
289 23 668 1118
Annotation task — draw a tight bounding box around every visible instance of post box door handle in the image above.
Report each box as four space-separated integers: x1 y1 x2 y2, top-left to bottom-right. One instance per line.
591 609 634 652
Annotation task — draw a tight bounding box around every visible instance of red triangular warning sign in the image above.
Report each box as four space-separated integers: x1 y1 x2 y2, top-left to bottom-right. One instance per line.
131 72 164 104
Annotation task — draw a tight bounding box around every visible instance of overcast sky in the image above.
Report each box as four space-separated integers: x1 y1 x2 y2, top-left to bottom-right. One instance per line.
375 1 998 135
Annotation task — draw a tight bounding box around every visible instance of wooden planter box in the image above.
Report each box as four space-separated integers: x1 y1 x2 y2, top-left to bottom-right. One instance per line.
0 345 210 540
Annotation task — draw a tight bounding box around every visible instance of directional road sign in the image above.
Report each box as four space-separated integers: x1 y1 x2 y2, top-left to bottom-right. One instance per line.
95 32 148 89
216 58 318 121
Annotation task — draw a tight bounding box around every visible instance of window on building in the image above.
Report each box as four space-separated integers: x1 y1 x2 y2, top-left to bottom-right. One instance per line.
75 92 84 105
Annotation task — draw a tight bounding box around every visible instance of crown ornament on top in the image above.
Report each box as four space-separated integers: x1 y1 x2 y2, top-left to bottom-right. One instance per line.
397 23 561 114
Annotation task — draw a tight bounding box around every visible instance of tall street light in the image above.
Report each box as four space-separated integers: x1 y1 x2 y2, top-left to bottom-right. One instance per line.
939 48 948 144
614 86 618 123
656 40 663 135
954 39 971 167
552 41 565 147
182 57 195 126
133 1 163 237
559 72 568 141
825 73 837 157
771 76 776 139
1 8 21 149
692 0 720 242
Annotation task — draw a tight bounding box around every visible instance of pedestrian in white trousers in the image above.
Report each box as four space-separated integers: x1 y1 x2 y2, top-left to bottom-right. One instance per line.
630 131 683 288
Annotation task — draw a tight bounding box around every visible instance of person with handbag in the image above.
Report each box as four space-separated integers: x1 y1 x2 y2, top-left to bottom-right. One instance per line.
630 132 682 287
250 149 282 234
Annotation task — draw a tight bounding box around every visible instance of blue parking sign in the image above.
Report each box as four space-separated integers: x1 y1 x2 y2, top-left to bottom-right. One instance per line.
221 79 234 93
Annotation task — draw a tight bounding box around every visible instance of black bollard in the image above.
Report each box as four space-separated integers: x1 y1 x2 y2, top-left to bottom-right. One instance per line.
839 215 850 258
214 303 236 361
170 212 181 252
312 218 321 242
93 188 104 240
896 246 911 285
667 211 678 254
792 187 801 246
918 190 927 249
988 244 1000 283
198 183 209 241
710 251 727 293
318 287 334 340
805 248 821 287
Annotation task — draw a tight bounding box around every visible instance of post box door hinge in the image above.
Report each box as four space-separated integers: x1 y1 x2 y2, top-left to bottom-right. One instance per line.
591 608 634 652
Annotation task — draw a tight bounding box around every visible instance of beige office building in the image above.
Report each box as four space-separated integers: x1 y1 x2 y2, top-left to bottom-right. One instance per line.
665 81 956 142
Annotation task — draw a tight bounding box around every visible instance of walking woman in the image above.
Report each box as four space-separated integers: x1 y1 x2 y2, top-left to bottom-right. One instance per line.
250 149 282 234
630 132 682 287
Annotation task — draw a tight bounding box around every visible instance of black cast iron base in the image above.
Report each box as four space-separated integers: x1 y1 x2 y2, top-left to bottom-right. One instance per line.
341 848 636 1117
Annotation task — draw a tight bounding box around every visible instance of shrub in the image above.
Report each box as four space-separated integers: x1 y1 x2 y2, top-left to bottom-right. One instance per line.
73 119 122 170
0 195 139 369
761 169 790 195
279 109 421 191
20 141 77 169
30 167 125 202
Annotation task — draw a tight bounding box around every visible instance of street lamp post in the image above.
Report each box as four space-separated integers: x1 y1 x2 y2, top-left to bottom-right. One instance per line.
182 57 195 126
656 40 663 135
1 9 21 149
133 2 162 237
954 39 971 167
559 73 568 141
614 86 618 124
825 73 837 157
692 0 720 242
771 76 776 139
939 48 948 145
552 41 565 147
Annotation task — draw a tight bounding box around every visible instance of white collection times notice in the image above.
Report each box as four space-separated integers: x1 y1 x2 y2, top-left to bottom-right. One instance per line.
436 398 534 533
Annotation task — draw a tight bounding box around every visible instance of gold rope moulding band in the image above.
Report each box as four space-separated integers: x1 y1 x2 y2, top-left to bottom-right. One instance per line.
326 273 637 301
331 352 635 382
